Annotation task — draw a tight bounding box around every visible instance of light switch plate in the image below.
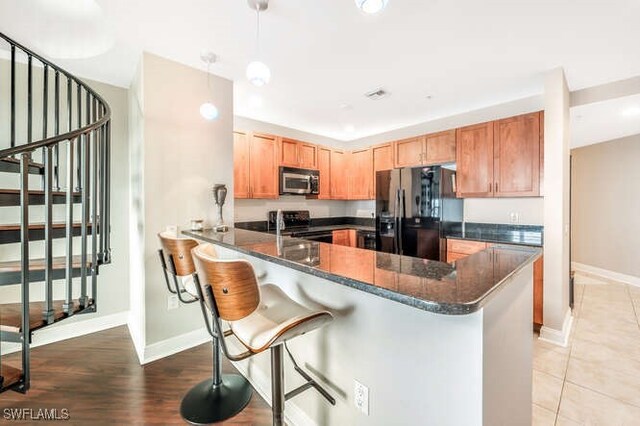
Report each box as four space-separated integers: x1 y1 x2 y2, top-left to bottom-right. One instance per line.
167 294 179 310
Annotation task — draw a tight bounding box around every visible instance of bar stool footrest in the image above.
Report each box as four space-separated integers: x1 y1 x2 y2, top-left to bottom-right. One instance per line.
284 343 336 406
180 374 253 425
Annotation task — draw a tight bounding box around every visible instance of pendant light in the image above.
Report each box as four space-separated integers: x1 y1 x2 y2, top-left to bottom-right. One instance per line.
200 50 219 121
246 0 271 87
355 0 389 14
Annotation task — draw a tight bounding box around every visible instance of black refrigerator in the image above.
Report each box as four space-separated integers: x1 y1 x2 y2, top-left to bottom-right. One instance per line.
376 166 463 261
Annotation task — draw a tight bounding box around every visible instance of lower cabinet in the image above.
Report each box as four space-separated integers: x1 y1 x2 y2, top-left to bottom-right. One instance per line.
446 238 543 327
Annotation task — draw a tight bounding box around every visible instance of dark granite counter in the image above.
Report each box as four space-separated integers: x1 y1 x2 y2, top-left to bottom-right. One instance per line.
183 228 540 316
442 222 543 247
235 216 375 234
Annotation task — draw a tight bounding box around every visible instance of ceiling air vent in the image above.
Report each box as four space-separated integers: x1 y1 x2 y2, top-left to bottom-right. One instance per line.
364 88 388 100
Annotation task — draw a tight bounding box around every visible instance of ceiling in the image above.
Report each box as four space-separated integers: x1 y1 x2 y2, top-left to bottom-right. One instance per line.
1 0 640 143
571 94 640 149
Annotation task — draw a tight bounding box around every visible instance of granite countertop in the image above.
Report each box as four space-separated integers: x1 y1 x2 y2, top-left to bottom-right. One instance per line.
290 224 376 233
443 222 543 247
183 228 541 316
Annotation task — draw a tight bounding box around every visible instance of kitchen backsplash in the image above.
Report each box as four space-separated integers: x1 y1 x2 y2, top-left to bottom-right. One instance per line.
234 197 350 222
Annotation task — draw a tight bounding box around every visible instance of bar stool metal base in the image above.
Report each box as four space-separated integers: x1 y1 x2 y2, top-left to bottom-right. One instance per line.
180 374 252 425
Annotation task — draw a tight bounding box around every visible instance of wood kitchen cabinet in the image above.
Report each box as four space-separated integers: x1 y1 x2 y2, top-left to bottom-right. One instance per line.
233 131 251 199
494 113 540 196
456 112 542 198
394 130 457 168
446 237 544 328
249 133 279 199
348 148 373 200
372 143 394 198
394 136 425 168
425 130 456 164
330 150 348 200
279 138 317 169
456 121 495 198
316 146 331 199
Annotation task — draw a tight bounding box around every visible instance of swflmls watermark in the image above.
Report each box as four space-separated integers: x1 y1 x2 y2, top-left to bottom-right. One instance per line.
3 408 70 421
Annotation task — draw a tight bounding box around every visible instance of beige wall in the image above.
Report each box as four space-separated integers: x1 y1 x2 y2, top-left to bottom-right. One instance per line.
464 198 543 225
571 134 640 278
128 52 234 349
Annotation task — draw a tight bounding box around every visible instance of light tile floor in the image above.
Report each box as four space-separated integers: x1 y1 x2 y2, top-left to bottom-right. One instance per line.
533 272 640 425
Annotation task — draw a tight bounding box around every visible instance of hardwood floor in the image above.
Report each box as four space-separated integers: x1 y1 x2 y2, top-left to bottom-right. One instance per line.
0 326 271 425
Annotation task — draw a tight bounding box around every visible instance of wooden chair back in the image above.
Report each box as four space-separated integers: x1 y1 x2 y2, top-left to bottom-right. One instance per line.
158 232 199 276
192 244 260 322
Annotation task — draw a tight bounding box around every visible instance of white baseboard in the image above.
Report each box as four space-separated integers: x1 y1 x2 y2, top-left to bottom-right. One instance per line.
539 308 573 347
1 311 128 355
572 262 640 287
141 327 210 365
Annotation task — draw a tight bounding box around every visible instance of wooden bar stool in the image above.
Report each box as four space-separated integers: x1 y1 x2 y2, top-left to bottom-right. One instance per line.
157 233 253 424
192 243 336 426
157 231 199 303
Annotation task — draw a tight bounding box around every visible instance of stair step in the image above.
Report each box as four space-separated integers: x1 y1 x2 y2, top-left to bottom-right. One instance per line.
0 188 82 206
0 255 95 286
0 364 22 393
1 298 95 334
0 157 44 175
0 222 96 244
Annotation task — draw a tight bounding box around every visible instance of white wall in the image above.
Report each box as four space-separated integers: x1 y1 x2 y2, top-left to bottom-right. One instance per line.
128 52 234 350
571 134 640 279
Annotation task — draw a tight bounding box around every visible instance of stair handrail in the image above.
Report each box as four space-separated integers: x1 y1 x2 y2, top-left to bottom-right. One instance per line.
0 31 111 158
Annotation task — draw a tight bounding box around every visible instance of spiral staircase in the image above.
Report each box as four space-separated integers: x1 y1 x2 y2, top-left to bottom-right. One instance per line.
0 32 111 394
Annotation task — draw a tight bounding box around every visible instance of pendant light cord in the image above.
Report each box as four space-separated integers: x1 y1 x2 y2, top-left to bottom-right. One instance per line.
255 7 261 58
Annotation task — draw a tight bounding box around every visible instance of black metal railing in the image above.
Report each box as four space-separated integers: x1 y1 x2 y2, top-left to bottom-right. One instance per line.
0 31 111 393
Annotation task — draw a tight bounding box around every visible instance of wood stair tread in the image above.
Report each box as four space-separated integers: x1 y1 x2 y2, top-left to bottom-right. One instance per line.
0 255 91 273
0 364 22 391
0 188 80 196
1 298 94 333
0 222 92 231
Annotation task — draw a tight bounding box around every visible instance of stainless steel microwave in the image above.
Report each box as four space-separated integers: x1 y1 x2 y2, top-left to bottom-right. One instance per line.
280 167 319 195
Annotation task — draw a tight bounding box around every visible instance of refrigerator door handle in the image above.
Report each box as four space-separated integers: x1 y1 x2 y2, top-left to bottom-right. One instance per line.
394 188 400 254
398 189 405 255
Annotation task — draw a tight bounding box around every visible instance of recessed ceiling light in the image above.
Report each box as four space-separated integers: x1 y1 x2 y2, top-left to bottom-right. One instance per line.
621 106 640 117
355 0 389 14
425 95 433 100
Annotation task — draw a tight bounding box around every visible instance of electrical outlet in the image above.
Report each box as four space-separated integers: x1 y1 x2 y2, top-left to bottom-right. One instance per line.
354 380 369 416
509 212 520 224
167 294 179 310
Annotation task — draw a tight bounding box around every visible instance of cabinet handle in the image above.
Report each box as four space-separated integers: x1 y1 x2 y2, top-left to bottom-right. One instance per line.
488 182 492 193
495 182 498 193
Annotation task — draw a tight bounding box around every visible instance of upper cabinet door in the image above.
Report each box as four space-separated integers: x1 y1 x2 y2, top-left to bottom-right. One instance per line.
348 148 373 200
373 143 394 172
330 150 348 200
233 131 251 199
425 130 456 165
298 143 317 169
456 122 494 198
317 147 331 199
250 133 279 199
493 112 540 197
279 138 300 167
394 136 425 168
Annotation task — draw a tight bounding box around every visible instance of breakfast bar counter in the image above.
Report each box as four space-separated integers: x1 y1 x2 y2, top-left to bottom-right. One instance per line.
183 228 540 315
183 228 538 426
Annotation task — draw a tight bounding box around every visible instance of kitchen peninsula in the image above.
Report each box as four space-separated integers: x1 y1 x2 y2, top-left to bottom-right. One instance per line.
184 228 540 425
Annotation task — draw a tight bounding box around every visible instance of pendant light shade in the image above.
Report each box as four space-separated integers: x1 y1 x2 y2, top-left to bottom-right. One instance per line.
355 0 388 14
246 61 271 87
199 102 219 121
